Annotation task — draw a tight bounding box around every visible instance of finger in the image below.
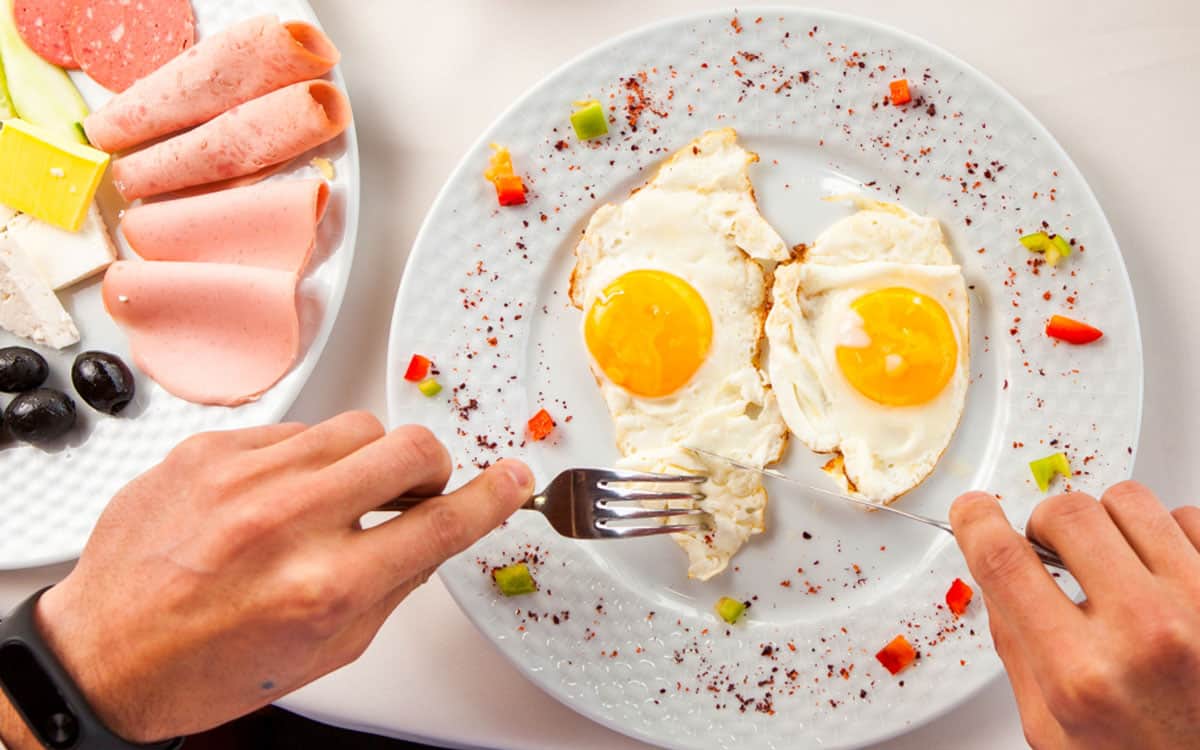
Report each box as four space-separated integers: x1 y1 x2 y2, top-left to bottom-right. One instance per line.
950 492 1082 657
163 423 308 473
1099 481 1197 574
1171 506 1200 551
985 595 1068 749
344 460 533 603
262 411 386 468
230 422 309 449
1026 491 1152 602
317 425 454 517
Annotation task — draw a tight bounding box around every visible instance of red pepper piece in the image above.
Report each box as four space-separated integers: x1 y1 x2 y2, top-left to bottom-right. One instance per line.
875 634 916 675
404 354 431 382
495 175 527 206
1046 315 1103 345
946 577 974 616
889 79 911 106
528 408 555 441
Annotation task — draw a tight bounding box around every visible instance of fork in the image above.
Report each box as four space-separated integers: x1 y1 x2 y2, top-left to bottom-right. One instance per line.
378 468 711 539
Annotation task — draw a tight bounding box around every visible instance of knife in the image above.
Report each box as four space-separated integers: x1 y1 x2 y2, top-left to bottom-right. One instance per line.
687 446 1068 571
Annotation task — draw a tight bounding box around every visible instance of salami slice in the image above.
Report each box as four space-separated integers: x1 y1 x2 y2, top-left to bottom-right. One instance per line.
69 0 195 92
13 0 78 68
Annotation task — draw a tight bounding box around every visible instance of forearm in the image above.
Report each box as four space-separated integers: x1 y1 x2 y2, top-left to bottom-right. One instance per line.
0 688 40 750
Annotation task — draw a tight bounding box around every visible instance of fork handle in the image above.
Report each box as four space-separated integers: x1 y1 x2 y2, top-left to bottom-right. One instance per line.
375 496 540 513
1025 536 1068 571
377 498 423 512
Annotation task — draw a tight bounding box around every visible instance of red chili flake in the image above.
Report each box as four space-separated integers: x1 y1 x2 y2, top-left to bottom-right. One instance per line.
730 16 743 33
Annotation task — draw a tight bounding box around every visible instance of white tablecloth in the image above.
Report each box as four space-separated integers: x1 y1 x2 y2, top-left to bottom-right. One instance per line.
4 0 1197 747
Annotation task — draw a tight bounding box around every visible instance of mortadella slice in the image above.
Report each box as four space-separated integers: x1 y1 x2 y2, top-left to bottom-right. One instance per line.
121 179 330 273
103 260 300 406
83 16 340 152
111 80 351 202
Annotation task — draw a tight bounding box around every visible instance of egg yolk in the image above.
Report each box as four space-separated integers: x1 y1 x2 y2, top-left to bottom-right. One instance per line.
835 287 957 406
584 270 713 397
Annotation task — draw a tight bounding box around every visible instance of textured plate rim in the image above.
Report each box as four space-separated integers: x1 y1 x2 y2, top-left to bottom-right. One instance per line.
385 6 1144 749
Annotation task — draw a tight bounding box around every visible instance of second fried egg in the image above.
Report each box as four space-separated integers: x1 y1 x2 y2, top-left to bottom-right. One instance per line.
765 199 969 504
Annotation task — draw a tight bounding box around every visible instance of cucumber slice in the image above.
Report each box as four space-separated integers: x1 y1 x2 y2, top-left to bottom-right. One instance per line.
0 45 14 119
0 0 88 143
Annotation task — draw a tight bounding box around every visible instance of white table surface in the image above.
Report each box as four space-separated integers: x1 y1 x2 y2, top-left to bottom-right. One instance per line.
3 0 1197 747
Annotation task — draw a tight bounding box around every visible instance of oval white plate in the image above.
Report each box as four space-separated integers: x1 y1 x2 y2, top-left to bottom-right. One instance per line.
387 9 1141 749
0 0 360 569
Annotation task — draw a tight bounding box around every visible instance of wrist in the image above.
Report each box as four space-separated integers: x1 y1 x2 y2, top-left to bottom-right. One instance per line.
0 686 40 750
34 581 154 744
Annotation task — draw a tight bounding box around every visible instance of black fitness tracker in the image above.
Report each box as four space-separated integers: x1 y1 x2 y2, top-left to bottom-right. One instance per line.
0 588 183 750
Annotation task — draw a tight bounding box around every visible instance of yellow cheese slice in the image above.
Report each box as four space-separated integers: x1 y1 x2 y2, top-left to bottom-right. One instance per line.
0 119 109 232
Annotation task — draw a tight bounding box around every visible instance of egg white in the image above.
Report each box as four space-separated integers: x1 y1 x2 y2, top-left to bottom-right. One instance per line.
570 128 790 580
766 200 969 504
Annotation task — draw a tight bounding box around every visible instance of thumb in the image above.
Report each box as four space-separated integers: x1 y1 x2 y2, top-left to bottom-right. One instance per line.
413 459 534 560
347 460 535 599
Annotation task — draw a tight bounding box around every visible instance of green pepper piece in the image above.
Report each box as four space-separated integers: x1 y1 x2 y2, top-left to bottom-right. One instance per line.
715 596 746 624
417 377 442 397
493 563 537 596
570 100 608 141
1029 452 1071 493
1019 232 1052 252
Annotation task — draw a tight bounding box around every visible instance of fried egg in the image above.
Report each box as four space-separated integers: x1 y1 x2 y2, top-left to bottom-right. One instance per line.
570 128 790 580
765 198 969 504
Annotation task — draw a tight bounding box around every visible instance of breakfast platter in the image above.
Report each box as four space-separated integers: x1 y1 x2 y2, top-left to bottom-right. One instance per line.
0 0 359 569
388 8 1142 750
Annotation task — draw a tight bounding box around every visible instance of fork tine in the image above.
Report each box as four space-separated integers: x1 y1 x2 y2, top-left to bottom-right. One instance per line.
597 487 706 502
596 517 712 538
594 470 706 484
595 504 708 521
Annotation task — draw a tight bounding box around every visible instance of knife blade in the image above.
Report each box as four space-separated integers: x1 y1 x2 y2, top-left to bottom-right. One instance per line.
686 446 952 530
686 446 1068 571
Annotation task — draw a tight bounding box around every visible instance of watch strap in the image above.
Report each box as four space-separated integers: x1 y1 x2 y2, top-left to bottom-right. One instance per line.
0 588 183 750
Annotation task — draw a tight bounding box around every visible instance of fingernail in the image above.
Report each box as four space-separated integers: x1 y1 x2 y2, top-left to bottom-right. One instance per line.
502 461 534 491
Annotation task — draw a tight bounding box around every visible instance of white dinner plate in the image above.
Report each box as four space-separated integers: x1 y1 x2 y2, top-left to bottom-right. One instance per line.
387 9 1141 749
0 0 360 569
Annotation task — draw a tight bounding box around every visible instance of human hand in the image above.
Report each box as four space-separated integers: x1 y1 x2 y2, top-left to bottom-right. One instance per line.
951 482 1200 749
28 413 533 743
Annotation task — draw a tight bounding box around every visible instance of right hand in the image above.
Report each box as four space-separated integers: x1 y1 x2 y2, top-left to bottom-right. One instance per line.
951 482 1200 749
31 412 533 743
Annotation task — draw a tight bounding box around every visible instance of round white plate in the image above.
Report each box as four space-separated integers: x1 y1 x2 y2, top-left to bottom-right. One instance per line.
387 9 1141 749
0 0 360 569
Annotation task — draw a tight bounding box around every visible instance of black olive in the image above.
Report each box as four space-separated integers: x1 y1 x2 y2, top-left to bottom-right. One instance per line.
0 347 49 392
71 351 136 415
5 388 76 443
